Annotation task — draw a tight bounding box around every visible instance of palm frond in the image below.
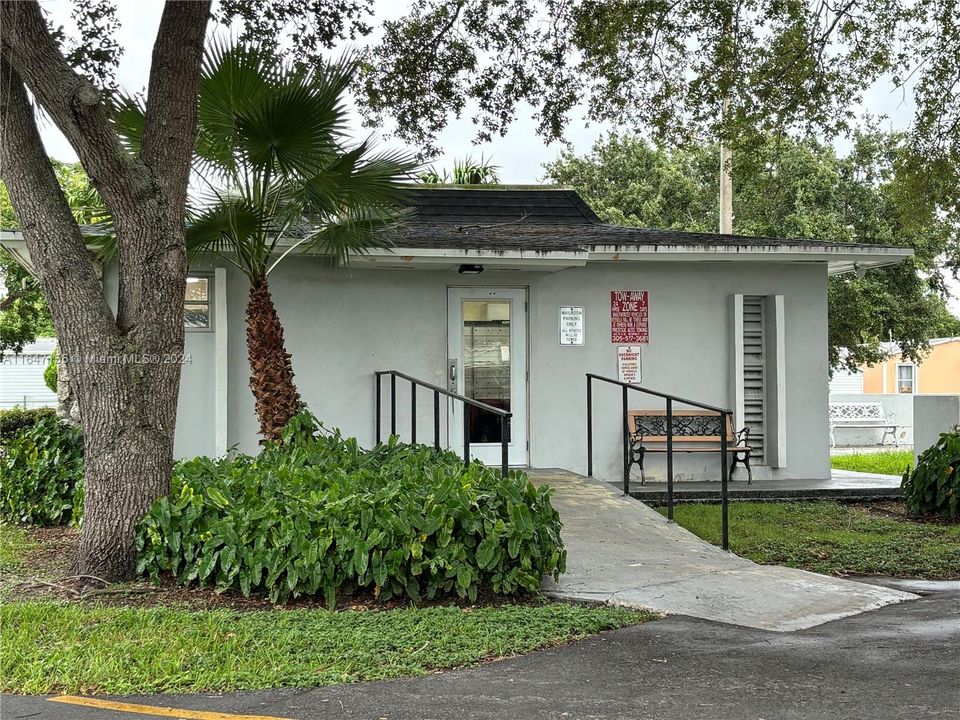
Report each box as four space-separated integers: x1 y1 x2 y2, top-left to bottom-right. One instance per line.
110 93 146 157
196 39 278 178
291 206 408 268
191 41 414 278
187 193 270 277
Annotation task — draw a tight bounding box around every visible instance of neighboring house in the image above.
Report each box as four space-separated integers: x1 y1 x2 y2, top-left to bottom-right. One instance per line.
0 337 56 409
0 186 913 481
828 366 864 395
862 338 960 395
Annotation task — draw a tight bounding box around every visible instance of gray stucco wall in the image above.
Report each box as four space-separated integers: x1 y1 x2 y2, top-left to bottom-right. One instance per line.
913 395 960 463
207 258 830 482
106 257 831 481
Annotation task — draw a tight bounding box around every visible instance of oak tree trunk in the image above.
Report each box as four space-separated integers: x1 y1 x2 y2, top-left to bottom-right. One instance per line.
246 276 301 440
0 0 210 580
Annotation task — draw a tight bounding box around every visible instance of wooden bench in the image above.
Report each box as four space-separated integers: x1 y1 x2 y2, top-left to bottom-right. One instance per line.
829 402 899 448
627 410 752 485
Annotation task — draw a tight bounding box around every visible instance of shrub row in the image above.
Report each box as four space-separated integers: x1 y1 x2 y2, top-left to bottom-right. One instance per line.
902 427 959 518
137 413 566 605
0 413 84 526
0 407 57 444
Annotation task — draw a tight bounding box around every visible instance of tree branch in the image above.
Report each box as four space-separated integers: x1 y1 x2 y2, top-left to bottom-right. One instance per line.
0 283 31 311
0 0 147 217
0 56 117 343
140 1 212 214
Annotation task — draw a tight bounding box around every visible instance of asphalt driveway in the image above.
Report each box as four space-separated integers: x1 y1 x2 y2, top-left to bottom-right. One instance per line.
5 579 958 720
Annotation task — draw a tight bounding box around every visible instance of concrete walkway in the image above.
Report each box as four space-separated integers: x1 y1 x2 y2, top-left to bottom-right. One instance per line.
533 469 918 631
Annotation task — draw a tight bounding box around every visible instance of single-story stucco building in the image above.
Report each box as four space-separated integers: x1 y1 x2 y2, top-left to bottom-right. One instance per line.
1 186 912 483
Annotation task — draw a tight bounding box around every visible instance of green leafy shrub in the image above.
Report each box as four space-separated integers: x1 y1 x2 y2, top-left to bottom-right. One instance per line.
0 407 57 445
902 428 960 518
137 413 566 605
43 350 58 393
1 414 84 526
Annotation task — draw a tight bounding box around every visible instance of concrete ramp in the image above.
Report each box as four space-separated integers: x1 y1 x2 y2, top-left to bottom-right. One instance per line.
534 469 918 632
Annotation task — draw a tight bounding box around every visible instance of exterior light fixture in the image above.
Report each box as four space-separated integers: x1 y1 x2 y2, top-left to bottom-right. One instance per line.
458 264 484 274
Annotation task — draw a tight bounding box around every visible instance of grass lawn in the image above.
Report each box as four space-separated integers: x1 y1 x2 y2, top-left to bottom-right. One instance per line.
0 601 651 695
0 523 34 572
660 501 960 579
830 449 914 475
0 526 653 695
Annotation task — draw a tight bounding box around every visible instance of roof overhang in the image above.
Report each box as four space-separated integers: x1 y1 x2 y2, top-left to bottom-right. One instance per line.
356 243 913 274
2 229 913 275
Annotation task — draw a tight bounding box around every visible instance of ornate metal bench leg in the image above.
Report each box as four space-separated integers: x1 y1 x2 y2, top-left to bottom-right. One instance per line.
746 452 752 485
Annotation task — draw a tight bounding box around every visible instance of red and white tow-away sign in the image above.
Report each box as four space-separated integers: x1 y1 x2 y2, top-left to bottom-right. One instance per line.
610 290 649 343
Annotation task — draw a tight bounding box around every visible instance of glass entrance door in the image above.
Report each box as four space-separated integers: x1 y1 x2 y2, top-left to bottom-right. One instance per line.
447 288 527 466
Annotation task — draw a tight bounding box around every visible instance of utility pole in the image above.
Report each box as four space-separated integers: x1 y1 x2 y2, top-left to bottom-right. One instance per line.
719 98 733 235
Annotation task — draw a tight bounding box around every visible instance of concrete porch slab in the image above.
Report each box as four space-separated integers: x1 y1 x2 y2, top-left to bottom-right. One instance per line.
531 469 918 632
625 468 902 502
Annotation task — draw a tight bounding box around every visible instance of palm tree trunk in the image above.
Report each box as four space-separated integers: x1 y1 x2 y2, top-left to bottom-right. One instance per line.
246 276 300 440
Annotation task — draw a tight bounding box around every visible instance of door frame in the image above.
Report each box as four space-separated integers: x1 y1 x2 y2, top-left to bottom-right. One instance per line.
446 285 530 467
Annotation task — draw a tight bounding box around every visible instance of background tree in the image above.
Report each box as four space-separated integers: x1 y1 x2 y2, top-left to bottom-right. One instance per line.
360 2 931 152
1 161 105 352
0 249 53 353
359 2 959 253
545 131 960 370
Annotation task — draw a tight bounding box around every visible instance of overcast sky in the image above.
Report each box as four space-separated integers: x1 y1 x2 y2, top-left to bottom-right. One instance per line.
34 0 959 315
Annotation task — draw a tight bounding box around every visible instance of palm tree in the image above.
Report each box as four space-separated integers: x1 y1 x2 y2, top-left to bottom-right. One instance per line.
420 155 500 185
116 42 416 440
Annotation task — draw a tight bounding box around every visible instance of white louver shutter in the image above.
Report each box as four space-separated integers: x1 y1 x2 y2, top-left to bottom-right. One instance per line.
741 296 767 464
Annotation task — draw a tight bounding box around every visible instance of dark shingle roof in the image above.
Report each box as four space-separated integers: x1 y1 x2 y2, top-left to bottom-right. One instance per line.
389 186 895 253
408 187 601 225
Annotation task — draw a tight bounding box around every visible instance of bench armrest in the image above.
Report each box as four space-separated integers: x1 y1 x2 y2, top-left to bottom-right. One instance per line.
735 427 750 446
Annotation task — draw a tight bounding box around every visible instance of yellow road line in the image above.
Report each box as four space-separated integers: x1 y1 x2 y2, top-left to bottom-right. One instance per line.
48 695 294 720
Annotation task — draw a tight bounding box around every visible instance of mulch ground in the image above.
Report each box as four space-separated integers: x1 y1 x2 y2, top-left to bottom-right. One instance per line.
2 525 541 613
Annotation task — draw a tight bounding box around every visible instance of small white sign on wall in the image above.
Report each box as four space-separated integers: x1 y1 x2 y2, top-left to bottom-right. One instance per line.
559 306 585 346
617 346 642 384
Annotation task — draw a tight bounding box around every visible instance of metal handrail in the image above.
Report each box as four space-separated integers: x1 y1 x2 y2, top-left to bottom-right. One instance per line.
585 373 731 415
375 370 511 477
586 373 731 551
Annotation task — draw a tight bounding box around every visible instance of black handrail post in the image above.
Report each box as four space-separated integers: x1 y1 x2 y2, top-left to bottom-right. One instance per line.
410 383 417 444
433 390 440 451
390 373 397 436
666 397 674 521
586 375 594 477
500 415 509 477
720 410 730 551
374 370 521 472
622 384 629 496
375 372 382 445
